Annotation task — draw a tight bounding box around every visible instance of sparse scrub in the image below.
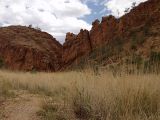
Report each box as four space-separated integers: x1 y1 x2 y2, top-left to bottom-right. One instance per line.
150 51 160 62
0 79 15 101
72 88 93 119
0 70 160 120
69 73 160 120
37 97 69 120
0 78 15 119
37 98 59 120
143 51 160 73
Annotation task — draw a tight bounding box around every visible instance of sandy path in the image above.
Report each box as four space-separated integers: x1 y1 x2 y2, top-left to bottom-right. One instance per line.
1 91 43 120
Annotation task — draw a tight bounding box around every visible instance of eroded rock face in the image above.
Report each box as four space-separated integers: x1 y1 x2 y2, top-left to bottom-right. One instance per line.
63 29 92 65
0 26 62 71
65 32 76 42
90 16 118 48
119 0 160 32
62 0 160 67
0 0 159 71
90 0 160 48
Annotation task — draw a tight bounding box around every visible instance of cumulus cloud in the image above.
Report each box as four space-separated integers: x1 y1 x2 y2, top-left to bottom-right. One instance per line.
105 0 148 17
0 0 91 43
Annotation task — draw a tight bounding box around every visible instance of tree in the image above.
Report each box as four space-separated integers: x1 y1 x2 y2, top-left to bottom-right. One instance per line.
28 24 32 28
124 8 130 13
132 2 136 9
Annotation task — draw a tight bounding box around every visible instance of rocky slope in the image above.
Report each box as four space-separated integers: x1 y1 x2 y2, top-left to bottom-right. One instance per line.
63 29 92 66
0 0 159 71
0 26 62 71
62 0 160 69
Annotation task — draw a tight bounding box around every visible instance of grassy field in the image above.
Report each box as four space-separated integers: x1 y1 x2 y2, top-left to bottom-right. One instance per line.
0 69 160 120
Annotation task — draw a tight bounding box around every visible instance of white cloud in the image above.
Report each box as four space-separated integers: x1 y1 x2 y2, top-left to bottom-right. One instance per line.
105 0 148 17
0 0 91 43
83 0 104 6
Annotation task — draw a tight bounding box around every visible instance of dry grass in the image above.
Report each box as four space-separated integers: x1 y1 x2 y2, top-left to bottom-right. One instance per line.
0 79 15 101
0 69 160 120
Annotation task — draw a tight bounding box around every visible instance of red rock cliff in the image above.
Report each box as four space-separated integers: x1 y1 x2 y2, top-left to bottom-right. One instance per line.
90 0 160 48
0 0 159 71
62 0 160 66
63 29 92 66
0 26 62 71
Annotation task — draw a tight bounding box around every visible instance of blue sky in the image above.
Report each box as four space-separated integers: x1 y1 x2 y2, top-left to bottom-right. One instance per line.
82 0 148 24
82 0 111 24
0 0 147 43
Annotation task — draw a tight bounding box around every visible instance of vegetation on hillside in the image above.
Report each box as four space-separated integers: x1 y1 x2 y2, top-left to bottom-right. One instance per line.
69 19 160 74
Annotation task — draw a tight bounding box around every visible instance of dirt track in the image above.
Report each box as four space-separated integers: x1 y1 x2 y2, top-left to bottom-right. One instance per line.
0 91 42 120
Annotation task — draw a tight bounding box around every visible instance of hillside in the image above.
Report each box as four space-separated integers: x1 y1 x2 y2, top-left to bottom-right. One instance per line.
0 26 62 71
64 0 160 70
0 0 160 71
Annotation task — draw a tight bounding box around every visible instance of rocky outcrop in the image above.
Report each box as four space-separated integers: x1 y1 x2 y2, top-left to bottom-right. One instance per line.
90 16 118 48
65 32 77 42
119 0 160 28
63 29 92 65
0 0 159 71
90 0 160 48
62 0 160 67
0 26 62 71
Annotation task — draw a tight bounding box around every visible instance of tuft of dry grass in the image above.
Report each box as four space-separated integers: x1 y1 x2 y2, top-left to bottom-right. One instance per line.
0 69 160 120
0 79 15 101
